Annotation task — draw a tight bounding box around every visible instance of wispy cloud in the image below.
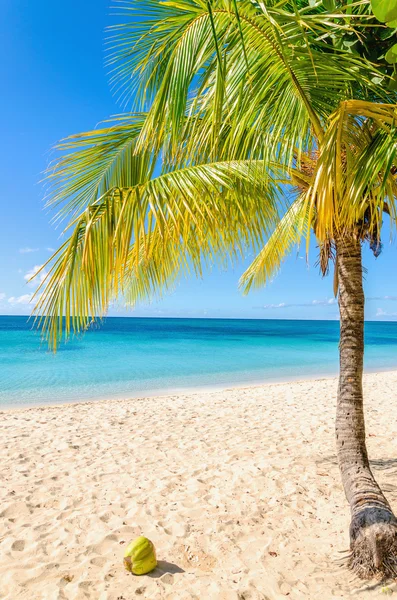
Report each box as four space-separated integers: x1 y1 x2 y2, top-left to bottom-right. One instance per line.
19 247 39 254
259 298 337 310
8 294 35 305
369 296 397 302
376 308 397 318
312 298 337 306
258 296 397 311
19 246 56 255
0 293 6 301
262 302 287 309
24 265 47 285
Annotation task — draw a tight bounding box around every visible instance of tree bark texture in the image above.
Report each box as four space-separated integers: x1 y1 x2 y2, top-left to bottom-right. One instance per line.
336 234 397 578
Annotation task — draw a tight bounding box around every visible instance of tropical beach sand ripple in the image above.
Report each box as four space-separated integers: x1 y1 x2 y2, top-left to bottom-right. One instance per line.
1 372 397 599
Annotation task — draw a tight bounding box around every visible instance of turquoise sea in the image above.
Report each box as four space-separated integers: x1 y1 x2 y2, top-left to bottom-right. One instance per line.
1 316 397 408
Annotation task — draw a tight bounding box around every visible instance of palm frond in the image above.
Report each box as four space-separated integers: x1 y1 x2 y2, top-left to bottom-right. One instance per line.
107 0 385 165
45 113 156 220
239 194 311 293
33 159 283 348
305 100 397 241
35 1 397 351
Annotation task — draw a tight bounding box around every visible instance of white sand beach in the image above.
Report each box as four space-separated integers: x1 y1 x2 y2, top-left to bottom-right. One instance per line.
1 371 397 600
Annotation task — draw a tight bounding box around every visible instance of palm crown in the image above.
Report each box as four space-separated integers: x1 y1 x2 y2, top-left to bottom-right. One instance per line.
34 0 397 347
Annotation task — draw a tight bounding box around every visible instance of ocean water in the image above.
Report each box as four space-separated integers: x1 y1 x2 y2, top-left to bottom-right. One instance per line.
1 316 397 408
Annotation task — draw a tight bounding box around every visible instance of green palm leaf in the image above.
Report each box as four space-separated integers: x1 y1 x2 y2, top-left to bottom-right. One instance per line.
45 114 156 219
34 158 283 348
35 2 397 349
239 194 311 293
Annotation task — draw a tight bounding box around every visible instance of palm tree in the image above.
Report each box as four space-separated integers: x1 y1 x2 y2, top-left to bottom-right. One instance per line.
34 0 397 577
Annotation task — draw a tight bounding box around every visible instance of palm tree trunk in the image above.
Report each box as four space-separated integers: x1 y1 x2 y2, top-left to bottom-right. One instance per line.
336 234 397 578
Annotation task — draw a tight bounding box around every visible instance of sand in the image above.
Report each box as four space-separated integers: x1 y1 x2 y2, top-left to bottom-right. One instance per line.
1 371 397 600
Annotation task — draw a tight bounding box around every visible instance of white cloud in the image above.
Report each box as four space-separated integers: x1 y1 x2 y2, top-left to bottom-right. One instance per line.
368 295 397 302
312 298 337 306
19 247 39 254
262 302 287 309
376 307 397 318
24 265 47 285
8 294 35 305
257 297 397 314
0 293 6 301
260 298 337 310
46 247 55 252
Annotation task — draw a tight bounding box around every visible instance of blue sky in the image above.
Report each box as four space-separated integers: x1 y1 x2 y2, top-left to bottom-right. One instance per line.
1 1 397 321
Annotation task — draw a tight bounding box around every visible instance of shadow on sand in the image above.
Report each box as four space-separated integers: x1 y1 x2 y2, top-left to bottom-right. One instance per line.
318 454 397 593
148 560 185 578
318 454 397 476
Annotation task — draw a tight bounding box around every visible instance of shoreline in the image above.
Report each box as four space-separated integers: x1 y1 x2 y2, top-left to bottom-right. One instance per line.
2 365 397 412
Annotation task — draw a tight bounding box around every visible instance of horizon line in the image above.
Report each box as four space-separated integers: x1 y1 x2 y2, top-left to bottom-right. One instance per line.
0 314 394 323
